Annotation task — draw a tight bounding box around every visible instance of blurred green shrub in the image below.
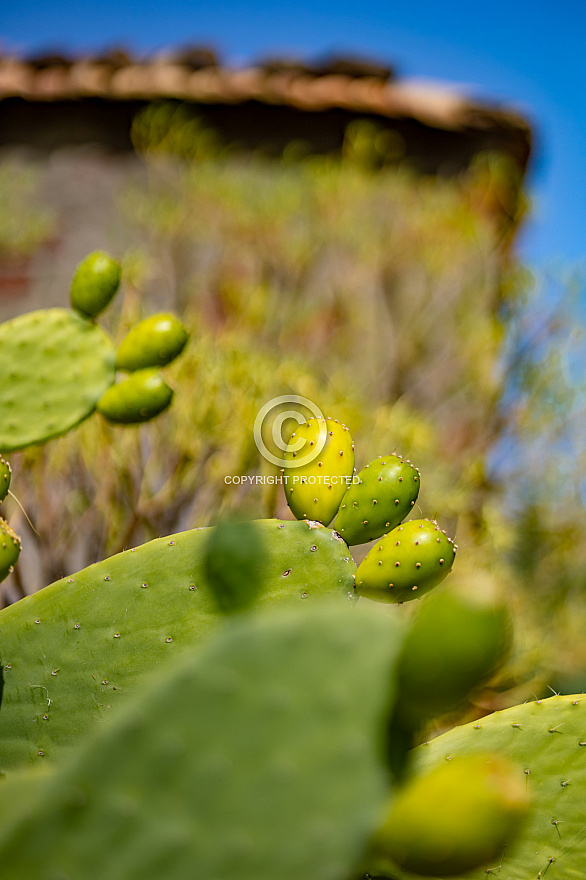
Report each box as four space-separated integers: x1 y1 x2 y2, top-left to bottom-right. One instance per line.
3 116 519 580
0 161 55 259
131 101 225 162
3 108 584 713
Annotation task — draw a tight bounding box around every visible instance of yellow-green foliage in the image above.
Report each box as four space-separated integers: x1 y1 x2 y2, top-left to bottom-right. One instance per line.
131 102 224 162
0 161 55 258
2 118 569 706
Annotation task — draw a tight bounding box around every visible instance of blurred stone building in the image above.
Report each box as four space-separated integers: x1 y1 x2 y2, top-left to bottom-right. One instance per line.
0 46 539 596
0 47 530 172
0 47 532 318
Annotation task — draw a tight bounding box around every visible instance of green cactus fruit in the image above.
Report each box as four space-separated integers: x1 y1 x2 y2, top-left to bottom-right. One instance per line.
283 417 355 526
368 754 529 877
0 518 21 583
116 313 189 371
96 369 173 424
203 520 267 613
394 574 513 730
410 694 586 879
0 457 11 503
0 519 355 773
70 250 122 318
0 602 406 880
0 309 116 451
355 518 456 604
335 454 420 545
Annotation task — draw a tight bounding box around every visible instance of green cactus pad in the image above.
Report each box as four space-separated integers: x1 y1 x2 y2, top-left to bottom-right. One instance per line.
407 695 586 879
0 309 116 451
0 519 355 773
70 251 122 318
115 313 189 371
284 417 355 526
0 517 20 583
355 519 457 604
0 766 52 849
0 602 405 880
368 753 529 877
394 577 512 730
203 519 267 613
96 369 173 424
0 457 11 503
335 454 420 545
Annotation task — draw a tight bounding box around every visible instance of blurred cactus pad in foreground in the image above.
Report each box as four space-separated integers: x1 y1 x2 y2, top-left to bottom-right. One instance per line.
0 108 584 708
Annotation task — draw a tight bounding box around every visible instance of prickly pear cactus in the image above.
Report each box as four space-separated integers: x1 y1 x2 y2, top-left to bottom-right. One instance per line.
116 313 189 371
408 695 586 879
0 602 405 880
0 519 355 773
0 518 20 583
355 519 456 604
367 753 530 877
203 520 267 613
70 250 122 318
0 456 11 502
284 417 355 526
335 454 420 545
0 309 116 451
96 368 173 424
0 765 50 849
393 577 512 730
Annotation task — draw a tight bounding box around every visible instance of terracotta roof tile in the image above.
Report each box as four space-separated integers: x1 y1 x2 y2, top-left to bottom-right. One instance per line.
0 56 531 144
222 68 266 100
347 77 392 114
149 63 192 98
193 67 242 102
386 82 469 128
109 64 153 98
0 60 35 98
68 62 112 95
35 65 74 98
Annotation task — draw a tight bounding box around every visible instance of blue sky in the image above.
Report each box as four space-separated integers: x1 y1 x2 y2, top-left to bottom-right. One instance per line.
2 0 585 269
